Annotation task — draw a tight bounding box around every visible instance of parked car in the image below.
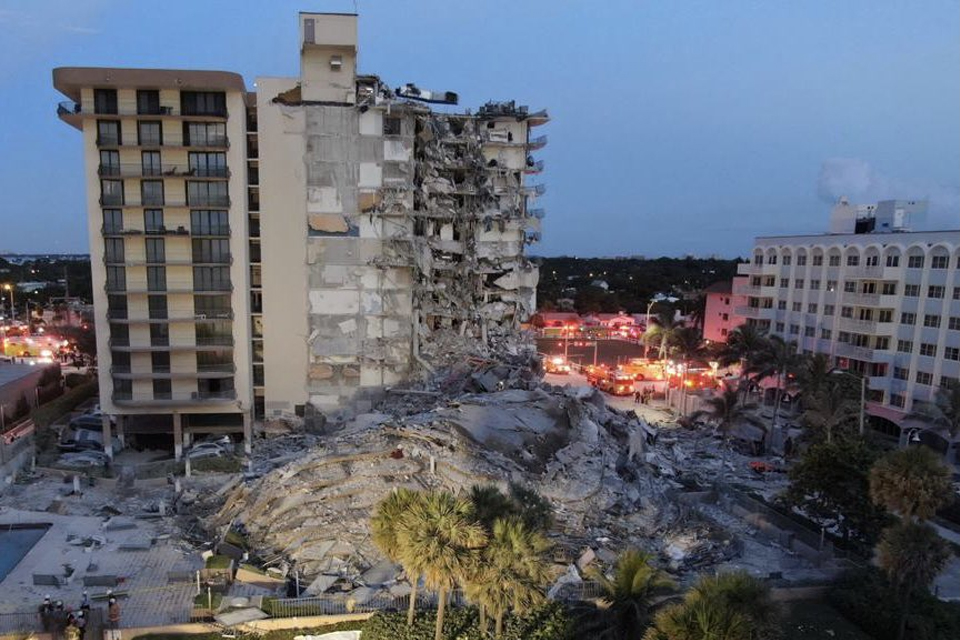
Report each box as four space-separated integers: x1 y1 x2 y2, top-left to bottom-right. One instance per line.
186 443 229 460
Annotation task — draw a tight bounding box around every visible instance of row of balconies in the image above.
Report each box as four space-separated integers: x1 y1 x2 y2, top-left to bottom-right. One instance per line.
737 262 921 281
110 363 235 378
104 284 233 294
98 196 231 208
111 390 237 406
96 135 229 149
98 164 230 179
103 255 232 267
107 337 235 350
102 225 230 237
58 100 228 119
106 311 233 322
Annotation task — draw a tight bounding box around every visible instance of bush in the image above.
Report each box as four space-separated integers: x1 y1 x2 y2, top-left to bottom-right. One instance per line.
362 603 575 640
31 380 98 428
830 568 960 640
64 372 90 388
205 554 232 570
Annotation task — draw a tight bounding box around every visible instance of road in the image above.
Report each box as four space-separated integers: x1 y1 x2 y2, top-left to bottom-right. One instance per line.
543 370 677 425
536 337 647 369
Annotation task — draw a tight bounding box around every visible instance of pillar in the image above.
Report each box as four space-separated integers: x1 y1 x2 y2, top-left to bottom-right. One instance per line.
243 412 253 455
173 412 183 461
115 416 126 450
101 414 114 459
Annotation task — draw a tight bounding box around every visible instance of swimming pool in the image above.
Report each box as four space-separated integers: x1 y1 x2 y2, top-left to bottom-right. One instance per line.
0 524 51 581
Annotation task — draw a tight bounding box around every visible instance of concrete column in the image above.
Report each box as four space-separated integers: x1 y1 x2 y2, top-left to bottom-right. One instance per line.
115 416 126 450
173 412 183 461
183 431 192 448
243 412 253 455
101 414 114 459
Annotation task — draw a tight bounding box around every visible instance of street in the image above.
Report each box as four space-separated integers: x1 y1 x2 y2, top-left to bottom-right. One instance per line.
536 337 647 369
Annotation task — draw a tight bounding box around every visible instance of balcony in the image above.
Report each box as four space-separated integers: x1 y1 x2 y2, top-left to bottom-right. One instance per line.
522 184 546 197
95 136 230 150
111 390 237 407
526 208 546 219
197 363 236 373
98 164 230 179
58 101 226 119
736 263 758 276
732 282 759 295
195 335 235 346
839 317 877 334
523 159 545 174
191 226 231 237
527 135 548 150
734 306 773 319
847 265 884 279
842 291 880 307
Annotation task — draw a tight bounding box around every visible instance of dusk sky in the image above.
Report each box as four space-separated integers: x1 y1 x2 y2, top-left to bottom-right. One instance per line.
0 0 957 257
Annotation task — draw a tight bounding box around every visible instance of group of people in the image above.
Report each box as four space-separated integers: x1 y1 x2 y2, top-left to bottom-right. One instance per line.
38 592 121 640
633 387 654 404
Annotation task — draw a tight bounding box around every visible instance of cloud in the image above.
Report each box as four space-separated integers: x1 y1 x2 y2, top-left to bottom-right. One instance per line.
817 157 960 230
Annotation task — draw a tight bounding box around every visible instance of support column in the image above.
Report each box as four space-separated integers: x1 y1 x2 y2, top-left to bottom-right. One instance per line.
243 412 253 455
101 414 114 459
115 416 126 450
173 412 183 461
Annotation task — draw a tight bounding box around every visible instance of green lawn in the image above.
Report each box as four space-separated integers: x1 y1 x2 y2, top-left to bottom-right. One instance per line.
781 601 874 640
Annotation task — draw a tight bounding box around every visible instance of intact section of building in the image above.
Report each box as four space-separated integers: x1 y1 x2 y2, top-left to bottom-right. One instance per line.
703 278 746 342
53 12 546 449
734 199 959 446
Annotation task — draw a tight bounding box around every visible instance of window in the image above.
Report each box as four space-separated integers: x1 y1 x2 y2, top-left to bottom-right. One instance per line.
196 320 233 345
145 238 165 263
191 210 229 235
136 90 161 115
383 116 402 136
897 340 913 353
93 88 118 114
104 238 124 263
931 255 949 269
813 255 823 266
795 279 804 289
916 371 933 386
147 266 166 292
861 282 876 294
807 303 818 313
148 295 167 319
945 347 960 361
891 394 905 408
866 255 879 267
942 376 959 389
950 317 960 331
804 326 815 337
105 266 125 291
780 278 789 288
107 295 127 319
141 180 164 206
829 255 841 266
180 91 226 116
858 308 873 321
111 351 131 373
901 312 916 325
841 306 853 319
893 367 909 381
138 121 162 146
97 120 121 146
783 255 792 266
721 312 728 321
919 343 937 357
904 284 920 297
149 323 169 347
101 180 124 205
929 286 945 299
192 238 230 263
151 351 171 373
194 266 231 291
846 255 859 266
882 282 897 295
777 300 787 310
923 315 941 328
102 209 123 234
110 323 129 347
838 331 851 343
142 151 162 176
184 122 226 147
907 255 924 269
188 152 227 177
886 254 900 267
789 324 800 335
792 302 802 312
843 281 856 293
954 287 960 300
753 254 763 265
810 279 820 290
821 328 832 339
187 181 228 207
768 255 777 265
878 309 893 323
194 295 231 318
99 150 120 176
144 209 164 233
875 336 889 350
826 280 838 291
775 322 785 332
763 276 775 286
824 304 835 316
797 255 807 266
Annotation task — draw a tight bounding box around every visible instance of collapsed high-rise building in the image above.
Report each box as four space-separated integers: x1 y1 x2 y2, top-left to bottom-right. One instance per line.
53 12 547 455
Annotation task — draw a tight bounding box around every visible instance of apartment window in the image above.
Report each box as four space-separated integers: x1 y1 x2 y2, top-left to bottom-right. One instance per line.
904 284 920 297
100 180 124 205
136 90 161 115
103 238 124 263
753 254 763 265
97 120 121 146
184 122 227 147
861 281 877 294
942 376 959 389
107 295 127 320
829 255 841 267
907 255 924 269
110 323 129 347
93 88 118 114
142 151 162 177
954 287 960 300
858 308 874 321
251 340 264 362
846 255 859 266
252 315 263 338
789 324 800 335
841 306 853 319
196 320 233 346
945 347 960 361
804 326 815 337
188 152 227 177
194 295 231 318
197 350 233 372
931 255 949 269
916 371 933 386
949 317 960 331
897 340 913 353
783 256 792 266
194 266 231 291
878 309 893 323
923 314 941 328
105 266 126 292
807 303 818 313
138 121 162 146
866 255 879 267
843 281 856 293
919 343 937 357
141 180 164 206
99 150 120 176
826 280 840 292
797 255 807 266
191 210 229 235
383 116 402 136
763 276 775 286
853 333 870 347
102 209 123 234
144 209 164 233
813 255 823 266
795 279 804 289
792 302 802 312
111 351 131 373
886 254 900 267
929 285 945 299
721 312 729 320
824 304 835 316
780 278 789 288
777 300 787 310
147 266 166 292
150 323 170 347
152 351 170 373
253 365 265 386
775 322 785 333
180 91 226 117
838 331 851 343
148 295 167 319
769 255 777 265
901 312 916 325
875 336 889 350
113 378 132 400
187 181 228 207
145 238 165 263
891 394 905 408
192 238 230 263
251 290 262 313
809 279 820 290
820 328 832 339
882 282 897 295
893 367 909 381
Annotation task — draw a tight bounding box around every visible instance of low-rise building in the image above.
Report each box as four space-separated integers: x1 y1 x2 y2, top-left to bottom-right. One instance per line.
703 278 747 342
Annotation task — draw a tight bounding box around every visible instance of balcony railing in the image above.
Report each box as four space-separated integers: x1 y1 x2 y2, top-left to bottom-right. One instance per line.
527 135 548 149
197 363 236 373
732 282 759 295
58 101 226 118
838 317 878 334
112 390 237 405
847 265 884 279
736 263 758 276
835 342 876 361
196 336 235 346
95 136 229 149
522 184 547 197
524 159 545 174
191 226 231 237
842 291 881 307
734 306 773 319
98 164 230 178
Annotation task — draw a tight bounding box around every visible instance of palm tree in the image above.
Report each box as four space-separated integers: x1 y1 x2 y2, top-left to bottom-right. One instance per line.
906 384 960 447
669 326 705 415
469 485 516 531
869 446 951 521
371 488 424 627
690 388 765 446
397 490 487 640
800 375 861 444
645 309 681 361
794 353 833 402
747 335 801 433
876 521 951 640
588 549 675 640
718 325 769 400
466 517 551 638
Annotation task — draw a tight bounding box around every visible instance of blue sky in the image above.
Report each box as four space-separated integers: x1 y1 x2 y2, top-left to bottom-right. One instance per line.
0 0 957 257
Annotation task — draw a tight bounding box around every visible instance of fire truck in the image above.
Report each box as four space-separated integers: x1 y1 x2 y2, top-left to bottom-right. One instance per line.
597 371 635 396
619 358 665 382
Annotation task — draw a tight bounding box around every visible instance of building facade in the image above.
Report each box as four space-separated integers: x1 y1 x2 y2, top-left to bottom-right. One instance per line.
54 12 545 454
702 278 747 343
734 211 960 440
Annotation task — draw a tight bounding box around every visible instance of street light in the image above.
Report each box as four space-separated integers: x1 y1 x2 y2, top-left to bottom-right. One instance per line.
1 284 13 321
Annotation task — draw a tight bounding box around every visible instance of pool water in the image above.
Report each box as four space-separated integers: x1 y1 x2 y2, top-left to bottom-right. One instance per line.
0 524 51 581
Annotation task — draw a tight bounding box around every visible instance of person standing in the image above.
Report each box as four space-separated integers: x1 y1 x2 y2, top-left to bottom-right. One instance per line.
38 596 53 633
107 597 121 640
75 611 87 640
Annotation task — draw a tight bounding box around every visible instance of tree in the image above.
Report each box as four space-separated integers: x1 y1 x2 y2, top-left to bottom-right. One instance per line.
397 490 487 640
718 324 769 382
469 485 517 531
668 326 705 415
794 353 833 403
869 446 951 521
747 335 801 432
906 384 960 443
877 521 951 640
645 309 681 361
689 388 764 446
371 488 425 627
800 374 861 444
782 439 889 547
588 549 674 640
508 482 554 533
